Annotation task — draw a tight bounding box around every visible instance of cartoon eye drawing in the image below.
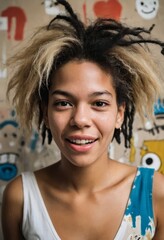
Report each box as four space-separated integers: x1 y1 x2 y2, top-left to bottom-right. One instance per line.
141 152 161 171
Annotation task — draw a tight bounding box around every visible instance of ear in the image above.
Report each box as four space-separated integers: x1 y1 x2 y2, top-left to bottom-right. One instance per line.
115 103 125 129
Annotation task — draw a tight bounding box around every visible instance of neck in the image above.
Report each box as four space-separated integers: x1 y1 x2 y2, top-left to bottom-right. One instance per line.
58 156 114 194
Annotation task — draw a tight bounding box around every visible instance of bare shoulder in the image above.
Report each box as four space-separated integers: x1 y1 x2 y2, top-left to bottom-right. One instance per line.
153 171 164 239
153 171 164 200
1 175 24 240
2 175 23 207
153 171 164 220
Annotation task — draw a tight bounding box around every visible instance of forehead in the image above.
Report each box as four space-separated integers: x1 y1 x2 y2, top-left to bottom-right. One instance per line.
50 60 114 91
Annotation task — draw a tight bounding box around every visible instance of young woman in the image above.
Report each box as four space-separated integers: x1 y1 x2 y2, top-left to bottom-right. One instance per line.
1 0 164 239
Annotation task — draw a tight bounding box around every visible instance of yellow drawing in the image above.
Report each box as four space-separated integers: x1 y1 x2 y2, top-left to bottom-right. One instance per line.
140 140 164 174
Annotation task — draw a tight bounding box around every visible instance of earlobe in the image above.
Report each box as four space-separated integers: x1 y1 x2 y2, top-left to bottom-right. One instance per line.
116 103 125 129
44 118 49 129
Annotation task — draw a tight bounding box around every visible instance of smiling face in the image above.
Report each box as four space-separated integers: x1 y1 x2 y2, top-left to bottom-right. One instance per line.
44 61 124 167
136 0 159 20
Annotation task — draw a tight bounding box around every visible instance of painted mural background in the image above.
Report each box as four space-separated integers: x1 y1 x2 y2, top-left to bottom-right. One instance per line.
0 0 164 238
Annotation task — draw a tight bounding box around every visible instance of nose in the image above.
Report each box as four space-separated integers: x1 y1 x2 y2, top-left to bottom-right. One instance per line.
70 104 91 128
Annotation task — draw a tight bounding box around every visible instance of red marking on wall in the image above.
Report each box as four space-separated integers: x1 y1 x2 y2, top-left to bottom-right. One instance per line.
93 0 122 20
83 2 87 25
1 6 27 41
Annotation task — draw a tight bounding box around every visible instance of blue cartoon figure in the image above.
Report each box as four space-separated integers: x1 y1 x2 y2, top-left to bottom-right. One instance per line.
0 120 21 181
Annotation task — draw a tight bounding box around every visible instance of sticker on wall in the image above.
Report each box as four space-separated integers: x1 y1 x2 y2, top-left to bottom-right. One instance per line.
0 17 8 30
43 0 65 16
136 0 159 20
1 6 27 41
93 0 122 20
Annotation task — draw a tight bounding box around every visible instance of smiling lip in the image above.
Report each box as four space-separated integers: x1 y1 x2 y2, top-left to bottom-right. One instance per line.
66 135 97 152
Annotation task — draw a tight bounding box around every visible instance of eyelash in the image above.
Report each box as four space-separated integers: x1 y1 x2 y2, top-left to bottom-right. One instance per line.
54 100 73 108
93 101 109 107
53 100 110 110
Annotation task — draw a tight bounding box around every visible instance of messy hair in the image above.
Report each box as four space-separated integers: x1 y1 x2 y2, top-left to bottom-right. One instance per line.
7 0 164 147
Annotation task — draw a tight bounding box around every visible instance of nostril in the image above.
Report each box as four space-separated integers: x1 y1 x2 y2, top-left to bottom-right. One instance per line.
70 108 91 128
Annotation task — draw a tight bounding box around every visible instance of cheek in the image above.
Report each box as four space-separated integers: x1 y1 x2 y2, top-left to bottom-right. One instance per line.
95 112 118 132
47 111 70 137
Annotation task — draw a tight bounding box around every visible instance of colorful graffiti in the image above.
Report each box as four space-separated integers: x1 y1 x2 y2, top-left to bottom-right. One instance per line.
0 110 42 181
154 99 164 118
93 0 122 20
141 140 164 174
136 0 159 20
0 119 19 181
129 99 164 174
1 6 27 41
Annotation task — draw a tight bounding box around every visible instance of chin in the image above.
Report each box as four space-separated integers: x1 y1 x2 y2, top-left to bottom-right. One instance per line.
66 156 96 168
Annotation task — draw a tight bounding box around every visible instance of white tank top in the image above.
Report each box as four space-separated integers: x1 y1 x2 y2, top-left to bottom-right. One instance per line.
22 168 155 240
22 172 61 240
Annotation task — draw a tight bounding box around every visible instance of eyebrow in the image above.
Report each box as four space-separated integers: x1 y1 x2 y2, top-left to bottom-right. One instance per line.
91 91 113 98
51 90 113 98
51 90 72 98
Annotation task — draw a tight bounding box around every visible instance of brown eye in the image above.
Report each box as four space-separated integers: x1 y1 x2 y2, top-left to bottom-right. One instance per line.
94 101 106 107
56 101 70 106
54 100 73 109
93 101 109 108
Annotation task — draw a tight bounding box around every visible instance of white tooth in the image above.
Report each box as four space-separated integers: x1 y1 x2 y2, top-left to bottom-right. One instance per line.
9 154 16 163
0 154 8 163
81 140 86 144
70 139 94 144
